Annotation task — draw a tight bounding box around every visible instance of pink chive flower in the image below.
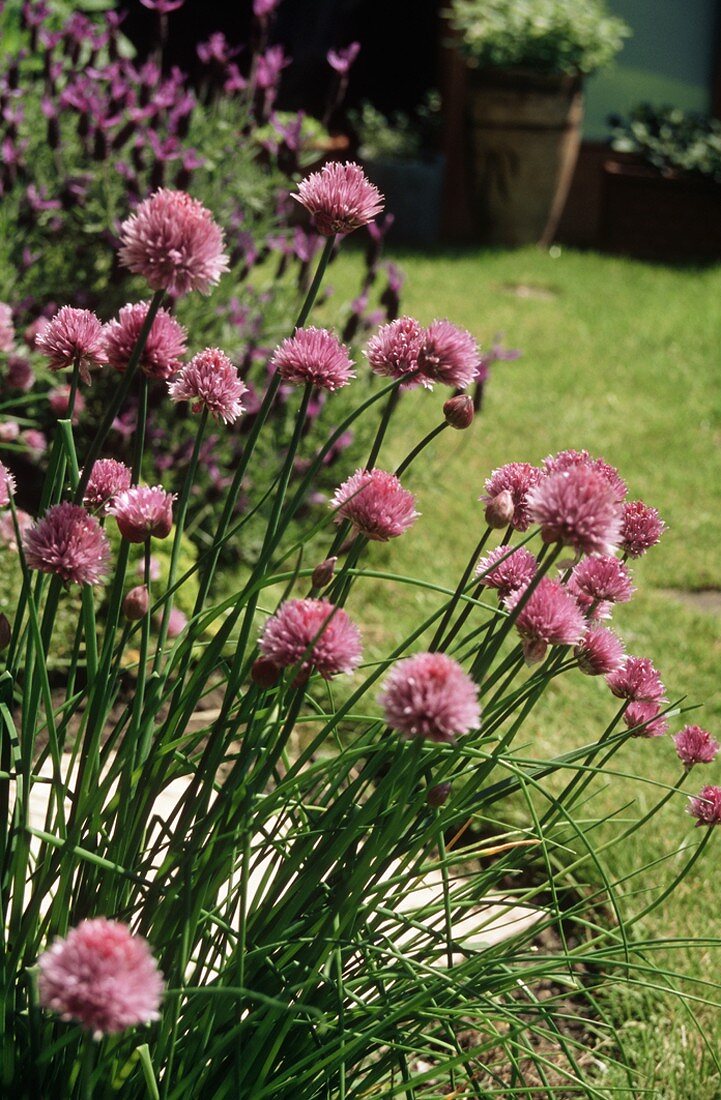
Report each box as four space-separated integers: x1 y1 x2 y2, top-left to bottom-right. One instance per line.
569 555 635 605
7 354 34 391
168 347 247 423
23 504 110 586
0 461 16 507
118 188 229 296
110 486 175 543
674 726 720 769
0 421 19 442
543 449 627 503
508 577 586 663
104 302 187 381
365 316 424 386
481 463 544 532
417 320 480 389
475 544 537 601
526 467 623 556
624 701 669 738
83 459 133 512
0 302 14 352
259 597 362 680
48 385 86 421
619 500 666 558
331 468 418 541
37 919 163 1036
688 785 721 826
606 656 666 703
35 306 107 384
0 508 31 550
575 625 625 675
270 327 355 392
22 429 47 457
294 161 384 236
379 651 481 743
166 607 187 638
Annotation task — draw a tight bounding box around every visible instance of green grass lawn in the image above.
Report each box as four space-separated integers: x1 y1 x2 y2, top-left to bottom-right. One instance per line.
326 245 721 1097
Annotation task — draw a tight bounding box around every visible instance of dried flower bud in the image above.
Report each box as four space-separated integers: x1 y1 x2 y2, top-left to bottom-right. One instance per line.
0 612 11 650
484 489 515 529
426 781 451 808
311 556 337 590
522 638 548 666
443 394 474 430
123 585 149 622
251 655 281 689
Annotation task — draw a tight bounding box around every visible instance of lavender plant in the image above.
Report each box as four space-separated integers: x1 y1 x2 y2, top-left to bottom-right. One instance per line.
1 163 719 1100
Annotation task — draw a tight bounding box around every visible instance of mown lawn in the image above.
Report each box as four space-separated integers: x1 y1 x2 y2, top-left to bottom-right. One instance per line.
325 245 721 1097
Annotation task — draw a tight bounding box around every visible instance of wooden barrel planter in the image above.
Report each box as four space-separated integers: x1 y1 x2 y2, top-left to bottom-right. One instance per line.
466 70 583 246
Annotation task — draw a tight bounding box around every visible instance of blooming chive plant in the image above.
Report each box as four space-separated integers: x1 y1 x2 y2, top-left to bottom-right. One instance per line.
0 164 717 1099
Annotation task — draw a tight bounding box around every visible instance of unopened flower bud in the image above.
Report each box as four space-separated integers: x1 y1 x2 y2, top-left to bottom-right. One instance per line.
123 585 149 622
443 394 474 430
427 781 451 808
0 612 11 650
522 638 548 665
484 490 514 529
311 556 337 590
251 655 281 689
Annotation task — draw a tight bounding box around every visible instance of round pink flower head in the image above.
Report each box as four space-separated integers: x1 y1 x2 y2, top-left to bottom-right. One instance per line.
83 458 132 513
23 503 110 586
417 319 479 389
293 161 384 236
624 700 668 738
169 347 247 423
482 462 544 532
619 500 666 558
0 421 19 442
674 725 720 770
379 651 481 743
23 429 47 457
475 544 537 601
48 385 86 421
105 302 187 381
331 467 419 541
0 460 16 508
0 507 32 550
166 607 188 638
569 555 635 605
37 918 163 1036
259 597 362 680
7 354 34 391
35 306 107 384
688 784 721 827
365 316 424 386
526 467 623 556
270 327 354 392
543 449 627 503
575 625 625 676
110 486 175 543
508 576 586 652
606 655 666 703
118 188 229 296
0 301 14 352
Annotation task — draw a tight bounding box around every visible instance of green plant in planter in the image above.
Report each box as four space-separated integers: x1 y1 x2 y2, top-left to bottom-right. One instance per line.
447 0 630 75
610 104 721 182
353 92 442 163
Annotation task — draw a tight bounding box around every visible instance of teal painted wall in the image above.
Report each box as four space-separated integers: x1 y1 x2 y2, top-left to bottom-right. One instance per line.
583 0 718 137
